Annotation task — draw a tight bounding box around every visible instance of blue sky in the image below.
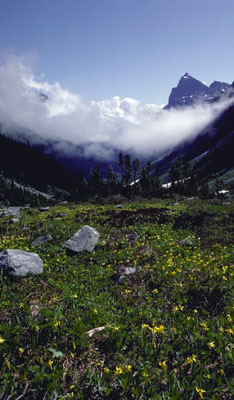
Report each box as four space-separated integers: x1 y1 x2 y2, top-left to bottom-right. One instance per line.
1 0 234 104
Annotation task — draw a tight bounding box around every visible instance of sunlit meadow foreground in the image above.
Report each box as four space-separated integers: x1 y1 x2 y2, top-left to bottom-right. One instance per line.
0 199 233 399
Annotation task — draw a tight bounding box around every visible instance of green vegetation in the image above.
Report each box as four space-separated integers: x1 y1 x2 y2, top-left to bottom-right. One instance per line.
0 199 233 399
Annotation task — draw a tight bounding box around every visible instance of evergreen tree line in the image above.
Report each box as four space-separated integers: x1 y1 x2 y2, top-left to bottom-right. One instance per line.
0 130 223 205
0 174 48 206
71 153 214 201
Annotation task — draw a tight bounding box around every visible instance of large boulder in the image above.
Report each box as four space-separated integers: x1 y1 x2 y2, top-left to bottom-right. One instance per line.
0 249 44 277
64 225 99 253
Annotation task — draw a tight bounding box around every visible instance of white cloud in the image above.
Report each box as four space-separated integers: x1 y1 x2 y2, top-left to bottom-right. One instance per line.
0 54 232 160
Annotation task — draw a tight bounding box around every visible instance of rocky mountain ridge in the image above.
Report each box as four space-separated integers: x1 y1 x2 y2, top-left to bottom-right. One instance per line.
167 72 230 108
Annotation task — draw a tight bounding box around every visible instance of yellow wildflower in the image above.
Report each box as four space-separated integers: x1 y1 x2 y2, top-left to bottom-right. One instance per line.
226 314 232 322
173 305 184 312
125 365 132 372
159 360 167 370
112 326 120 331
115 366 124 375
208 342 215 349
19 347 24 354
47 360 53 369
104 367 110 373
93 308 98 314
195 387 206 398
152 324 165 333
141 370 149 378
225 327 234 335
187 354 197 364
0 335 5 344
141 323 150 330
219 369 224 375
53 321 60 327
200 322 209 331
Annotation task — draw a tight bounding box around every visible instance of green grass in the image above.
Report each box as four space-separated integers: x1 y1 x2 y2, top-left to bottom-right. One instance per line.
0 199 233 399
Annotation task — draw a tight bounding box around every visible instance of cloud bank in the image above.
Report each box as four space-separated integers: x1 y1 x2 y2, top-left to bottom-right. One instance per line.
0 54 232 160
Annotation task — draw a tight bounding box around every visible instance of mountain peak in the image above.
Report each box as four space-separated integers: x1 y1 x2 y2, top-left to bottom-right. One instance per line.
167 73 231 108
168 74 208 107
182 72 192 79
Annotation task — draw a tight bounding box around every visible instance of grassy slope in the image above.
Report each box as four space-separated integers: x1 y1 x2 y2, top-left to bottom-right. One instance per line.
0 199 233 399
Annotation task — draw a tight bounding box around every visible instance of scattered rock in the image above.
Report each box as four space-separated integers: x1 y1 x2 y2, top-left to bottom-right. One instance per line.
126 232 139 245
115 204 123 209
40 207 50 212
86 326 105 337
64 225 99 253
139 246 154 257
179 238 193 246
30 300 42 320
57 213 67 217
10 218 19 224
0 249 44 277
117 265 136 282
31 235 53 247
58 201 68 205
0 206 24 218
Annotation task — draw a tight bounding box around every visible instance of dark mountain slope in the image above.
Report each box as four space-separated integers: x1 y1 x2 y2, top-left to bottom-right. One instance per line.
0 132 83 192
152 100 234 182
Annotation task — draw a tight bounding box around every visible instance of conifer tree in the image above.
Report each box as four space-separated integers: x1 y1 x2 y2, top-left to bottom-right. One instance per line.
88 166 104 196
106 166 117 195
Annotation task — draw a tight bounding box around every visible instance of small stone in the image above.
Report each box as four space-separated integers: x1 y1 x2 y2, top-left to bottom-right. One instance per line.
40 207 50 212
86 326 105 337
11 218 19 224
179 238 193 246
118 266 136 282
31 235 53 247
126 232 139 245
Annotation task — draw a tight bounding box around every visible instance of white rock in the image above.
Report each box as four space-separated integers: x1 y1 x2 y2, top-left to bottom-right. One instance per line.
64 225 99 253
0 249 44 277
86 326 105 337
